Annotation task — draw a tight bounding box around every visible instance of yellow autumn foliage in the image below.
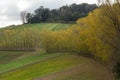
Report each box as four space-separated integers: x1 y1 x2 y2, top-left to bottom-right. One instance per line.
40 4 120 62
0 28 40 51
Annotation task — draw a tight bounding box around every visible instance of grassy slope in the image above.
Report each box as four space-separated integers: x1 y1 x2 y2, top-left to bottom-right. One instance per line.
4 23 73 31
38 59 114 80
0 50 62 74
0 52 114 80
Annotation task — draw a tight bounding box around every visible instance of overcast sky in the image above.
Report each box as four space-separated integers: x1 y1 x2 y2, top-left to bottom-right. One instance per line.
0 0 97 28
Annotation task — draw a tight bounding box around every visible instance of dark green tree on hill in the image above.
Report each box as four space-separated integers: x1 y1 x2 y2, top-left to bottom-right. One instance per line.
41 8 50 21
26 3 97 23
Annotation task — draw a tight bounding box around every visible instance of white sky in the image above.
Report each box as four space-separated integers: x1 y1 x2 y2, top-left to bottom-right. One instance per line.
0 0 97 28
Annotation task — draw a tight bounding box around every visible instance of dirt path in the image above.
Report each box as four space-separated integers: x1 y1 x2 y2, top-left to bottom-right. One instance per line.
34 59 115 80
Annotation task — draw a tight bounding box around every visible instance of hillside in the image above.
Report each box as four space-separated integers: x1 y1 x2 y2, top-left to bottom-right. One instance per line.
0 23 114 80
0 0 120 79
0 51 114 80
3 23 73 31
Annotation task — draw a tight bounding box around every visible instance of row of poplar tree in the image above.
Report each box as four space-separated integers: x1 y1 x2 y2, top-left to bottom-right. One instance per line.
0 28 40 51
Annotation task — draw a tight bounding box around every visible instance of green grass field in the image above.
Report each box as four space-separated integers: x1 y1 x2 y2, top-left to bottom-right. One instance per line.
3 23 73 31
0 51 114 80
0 50 62 74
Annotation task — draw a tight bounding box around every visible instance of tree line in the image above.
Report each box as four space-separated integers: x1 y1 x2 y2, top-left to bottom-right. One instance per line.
22 3 97 24
38 5 115 62
0 28 40 51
